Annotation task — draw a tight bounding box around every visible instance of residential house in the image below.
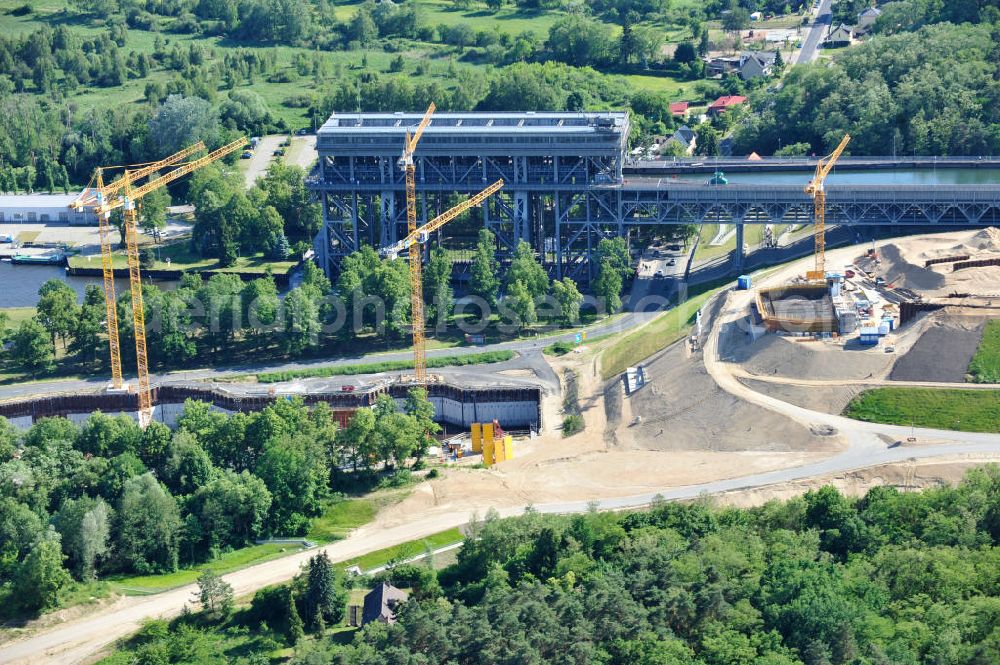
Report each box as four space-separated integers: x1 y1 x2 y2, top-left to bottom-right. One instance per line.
665 125 698 155
825 24 854 47
669 101 690 119
707 96 748 116
706 55 743 77
855 7 882 34
361 583 409 626
739 51 777 80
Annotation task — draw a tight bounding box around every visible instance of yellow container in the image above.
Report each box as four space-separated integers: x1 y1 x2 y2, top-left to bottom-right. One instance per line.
494 436 505 463
471 423 482 453
482 422 494 449
504 434 513 460
483 438 495 467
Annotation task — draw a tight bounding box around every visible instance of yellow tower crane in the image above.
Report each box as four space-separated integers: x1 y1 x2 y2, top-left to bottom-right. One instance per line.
71 142 207 390
399 104 436 382
92 137 248 426
805 134 851 281
383 179 506 382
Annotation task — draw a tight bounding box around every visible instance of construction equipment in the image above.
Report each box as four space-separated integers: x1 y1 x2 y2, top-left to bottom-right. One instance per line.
804 134 851 281
92 137 248 426
71 142 207 390
398 104 436 383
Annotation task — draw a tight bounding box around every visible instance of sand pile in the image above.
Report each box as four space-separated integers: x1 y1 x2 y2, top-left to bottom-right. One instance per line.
878 243 947 291
875 228 1000 297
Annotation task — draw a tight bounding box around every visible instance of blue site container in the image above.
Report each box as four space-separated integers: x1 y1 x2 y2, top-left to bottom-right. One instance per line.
830 282 842 297
737 275 752 290
881 317 894 331
859 327 880 345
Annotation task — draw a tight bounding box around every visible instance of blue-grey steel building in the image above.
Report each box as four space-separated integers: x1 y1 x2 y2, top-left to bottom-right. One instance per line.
308 111 1000 280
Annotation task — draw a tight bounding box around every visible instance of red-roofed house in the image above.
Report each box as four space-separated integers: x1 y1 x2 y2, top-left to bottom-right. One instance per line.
707 95 748 116
669 102 690 119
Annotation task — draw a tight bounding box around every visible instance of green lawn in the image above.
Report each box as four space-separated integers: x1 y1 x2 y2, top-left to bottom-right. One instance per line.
253 350 515 383
843 388 1000 433
0 307 37 326
307 491 411 544
335 527 464 573
968 319 1000 384
67 242 298 275
600 284 723 379
109 542 309 594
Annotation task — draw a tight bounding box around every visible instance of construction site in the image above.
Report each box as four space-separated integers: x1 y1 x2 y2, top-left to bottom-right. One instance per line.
1 113 998 487
3 108 1000 665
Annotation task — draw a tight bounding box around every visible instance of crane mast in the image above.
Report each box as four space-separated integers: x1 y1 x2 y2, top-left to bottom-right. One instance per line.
805 134 851 281
92 136 248 426
75 142 207 389
401 104 436 383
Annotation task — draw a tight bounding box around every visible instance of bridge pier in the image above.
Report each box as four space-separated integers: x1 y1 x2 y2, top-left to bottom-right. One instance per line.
735 223 745 273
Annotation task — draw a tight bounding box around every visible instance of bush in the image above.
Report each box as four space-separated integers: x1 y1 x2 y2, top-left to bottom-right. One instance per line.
544 340 575 356
562 414 584 437
426 468 439 479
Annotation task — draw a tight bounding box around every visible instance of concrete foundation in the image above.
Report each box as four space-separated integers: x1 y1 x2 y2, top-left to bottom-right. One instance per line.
755 285 837 334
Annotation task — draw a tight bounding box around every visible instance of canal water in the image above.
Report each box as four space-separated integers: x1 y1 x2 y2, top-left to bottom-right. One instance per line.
671 167 1000 186
0 261 149 308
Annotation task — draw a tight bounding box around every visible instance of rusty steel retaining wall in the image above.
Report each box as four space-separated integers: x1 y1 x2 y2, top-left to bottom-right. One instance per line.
952 257 1000 272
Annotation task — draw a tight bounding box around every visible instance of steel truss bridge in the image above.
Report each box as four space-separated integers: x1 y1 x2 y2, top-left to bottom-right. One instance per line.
308 111 1000 281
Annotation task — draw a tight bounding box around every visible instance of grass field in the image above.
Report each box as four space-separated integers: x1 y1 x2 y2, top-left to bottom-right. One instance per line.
67 242 298 275
335 527 464 573
254 350 515 382
600 283 723 379
0 0 701 131
843 387 1000 433
110 542 309 594
307 491 411 543
0 306 37 326
967 319 1000 383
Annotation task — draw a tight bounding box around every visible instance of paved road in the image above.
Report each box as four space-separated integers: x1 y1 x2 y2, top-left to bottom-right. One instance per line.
796 0 832 64
241 135 284 188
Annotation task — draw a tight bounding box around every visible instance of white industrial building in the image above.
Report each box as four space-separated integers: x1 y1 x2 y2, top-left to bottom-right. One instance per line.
0 192 96 225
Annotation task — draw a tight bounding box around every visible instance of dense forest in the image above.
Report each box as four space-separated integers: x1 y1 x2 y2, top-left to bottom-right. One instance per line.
96 466 1000 664
734 17 1000 156
0 392 438 616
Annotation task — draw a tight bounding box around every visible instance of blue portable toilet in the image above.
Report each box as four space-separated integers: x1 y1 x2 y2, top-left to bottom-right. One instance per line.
881 316 894 331
737 275 752 290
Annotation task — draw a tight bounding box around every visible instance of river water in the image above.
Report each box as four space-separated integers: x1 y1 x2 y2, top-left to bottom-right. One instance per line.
0 261 143 308
2 168 998 308
671 167 1000 186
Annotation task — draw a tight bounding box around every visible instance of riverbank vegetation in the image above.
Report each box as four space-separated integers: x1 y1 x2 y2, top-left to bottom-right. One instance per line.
98 465 1000 664
0 391 439 618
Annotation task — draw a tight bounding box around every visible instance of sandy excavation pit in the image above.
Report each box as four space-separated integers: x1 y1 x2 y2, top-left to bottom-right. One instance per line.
871 227 1000 297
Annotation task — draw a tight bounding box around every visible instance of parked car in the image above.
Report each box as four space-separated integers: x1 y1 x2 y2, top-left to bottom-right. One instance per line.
667 258 676 266
241 151 254 159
